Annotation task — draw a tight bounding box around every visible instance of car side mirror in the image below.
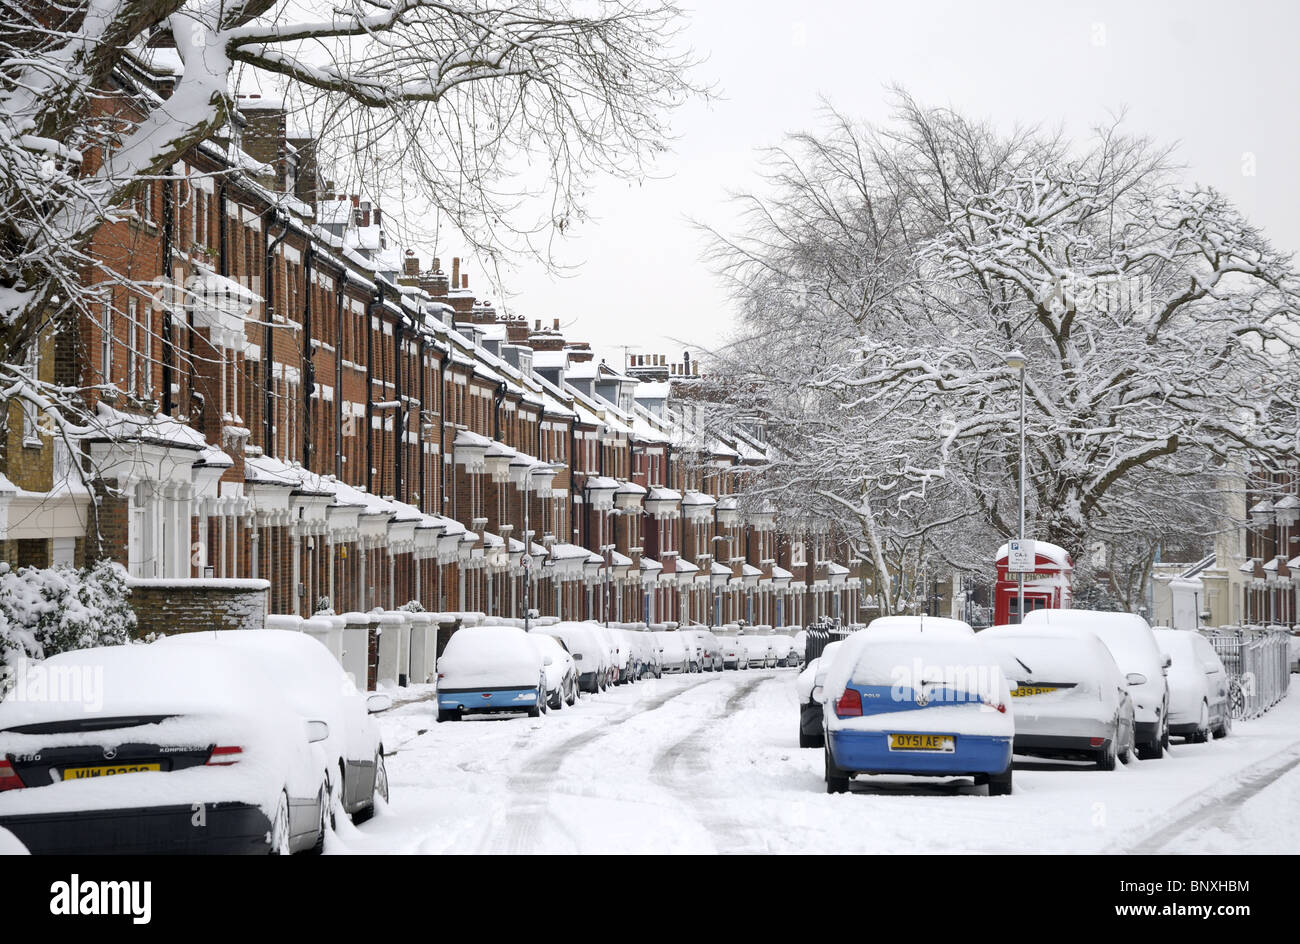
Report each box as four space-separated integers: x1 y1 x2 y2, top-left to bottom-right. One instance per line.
306 720 331 743
1126 673 1147 687
366 693 393 714
1162 654 1172 669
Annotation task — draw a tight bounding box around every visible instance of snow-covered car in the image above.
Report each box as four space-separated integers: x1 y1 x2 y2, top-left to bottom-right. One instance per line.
589 624 621 686
1023 609 1171 759
795 640 844 748
719 636 745 670
979 624 1135 769
739 635 774 668
157 629 390 823
436 625 547 721
677 631 703 672
529 632 579 710
625 630 660 679
535 623 609 693
605 627 634 685
770 635 796 667
1153 629 1231 742
688 629 724 671
0 644 332 854
652 631 691 673
822 625 1014 795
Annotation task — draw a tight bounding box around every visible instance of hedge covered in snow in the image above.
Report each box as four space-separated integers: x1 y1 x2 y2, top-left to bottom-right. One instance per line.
0 560 137 668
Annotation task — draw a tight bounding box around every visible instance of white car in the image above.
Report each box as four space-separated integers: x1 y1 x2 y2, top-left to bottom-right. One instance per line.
652 631 691 673
1153 629 1231 742
0 644 332 854
688 629 724 671
719 636 745 670
770 635 796 667
436 625 547 721
529 632 579 710
535 623 609 693
589 624 621 686
796 640 844 748
738 635 774 668
979 624 1135 769
1023 609 1171 759
158 629 390 824
822 625 1015 795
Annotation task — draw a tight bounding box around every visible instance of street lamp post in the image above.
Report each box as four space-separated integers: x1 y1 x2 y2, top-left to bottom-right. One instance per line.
1006 350 1027 624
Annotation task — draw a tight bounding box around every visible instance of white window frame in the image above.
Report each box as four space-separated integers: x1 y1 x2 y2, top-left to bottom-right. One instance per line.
127 297 139 394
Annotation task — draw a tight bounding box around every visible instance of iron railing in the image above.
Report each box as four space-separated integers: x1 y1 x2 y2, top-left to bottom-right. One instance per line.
1202 626 1291 720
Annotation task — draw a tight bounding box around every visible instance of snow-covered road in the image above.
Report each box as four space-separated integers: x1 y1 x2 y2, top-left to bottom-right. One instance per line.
332 669 1300 854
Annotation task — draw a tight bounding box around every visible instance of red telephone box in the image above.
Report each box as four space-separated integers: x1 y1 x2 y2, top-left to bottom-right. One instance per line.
994 541 1073 625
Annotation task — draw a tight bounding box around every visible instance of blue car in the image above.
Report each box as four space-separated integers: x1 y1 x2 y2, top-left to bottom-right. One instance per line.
435 626 548 722
821 620 1015 796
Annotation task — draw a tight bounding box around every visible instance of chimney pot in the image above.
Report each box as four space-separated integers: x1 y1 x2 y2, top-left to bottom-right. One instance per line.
535 319 541 330
451 257 460 289
462 274 469 290
553 318 560 330
432 256 441 272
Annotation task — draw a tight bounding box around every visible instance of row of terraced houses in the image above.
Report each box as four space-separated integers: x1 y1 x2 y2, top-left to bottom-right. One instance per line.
0 54 866 656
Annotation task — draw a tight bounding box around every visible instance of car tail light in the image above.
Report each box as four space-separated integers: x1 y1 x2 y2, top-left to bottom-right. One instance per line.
987 700 1006 714
206 746 243 766
834 688 862 718
1089 737 1105 747
0 759 24 791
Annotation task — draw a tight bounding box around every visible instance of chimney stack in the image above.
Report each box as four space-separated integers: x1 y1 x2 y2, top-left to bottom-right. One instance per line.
433 256 441 272
403 250 419 277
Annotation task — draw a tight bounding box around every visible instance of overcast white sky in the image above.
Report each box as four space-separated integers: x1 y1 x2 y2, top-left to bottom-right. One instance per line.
471 0 1300 369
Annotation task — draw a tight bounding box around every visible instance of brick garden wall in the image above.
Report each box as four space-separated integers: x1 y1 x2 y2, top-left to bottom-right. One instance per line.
128 578 270 637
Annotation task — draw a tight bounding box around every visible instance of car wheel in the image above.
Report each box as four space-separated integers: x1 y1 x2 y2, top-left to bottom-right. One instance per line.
436 708 461 723
1213 711 1232 739
824 744 849 794
799 729 823 749
988 763 1013 796
1096 739 1117 771
308 784 329 855
1137 735 1163 760
268 791 291 855
353 751 389 825
528 686 543 718
1160 717 1171 751
1192 701 1210 743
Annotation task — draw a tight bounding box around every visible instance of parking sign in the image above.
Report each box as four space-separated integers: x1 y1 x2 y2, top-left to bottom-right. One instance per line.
1007 540 1035 573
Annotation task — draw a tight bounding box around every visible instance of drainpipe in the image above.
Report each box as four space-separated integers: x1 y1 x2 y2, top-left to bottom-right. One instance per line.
394 312 404 502
301 243 314 468
334 272 345 479
365 284 381 494
160 178 174 417
263 213 288 456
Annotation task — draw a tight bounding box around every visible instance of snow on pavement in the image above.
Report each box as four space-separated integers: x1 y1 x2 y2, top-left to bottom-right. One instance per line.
335 669 1300 854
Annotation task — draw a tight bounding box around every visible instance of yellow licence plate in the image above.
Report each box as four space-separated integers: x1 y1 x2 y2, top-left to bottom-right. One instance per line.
61 763 161 780
1011 685 1058 697
888 734 955 752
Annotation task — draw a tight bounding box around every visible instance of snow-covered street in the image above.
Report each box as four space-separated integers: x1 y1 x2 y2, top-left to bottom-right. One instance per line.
335 670 1300 854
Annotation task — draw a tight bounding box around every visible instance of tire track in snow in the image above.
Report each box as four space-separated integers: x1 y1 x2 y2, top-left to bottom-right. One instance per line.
1121 740 1300 854
650 672 769 786
648 672 780 852
477 674 724 854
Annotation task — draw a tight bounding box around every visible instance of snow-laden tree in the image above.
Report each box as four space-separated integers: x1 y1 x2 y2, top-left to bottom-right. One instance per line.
698 94 1300 605
0 559 136 668
0 0 702 441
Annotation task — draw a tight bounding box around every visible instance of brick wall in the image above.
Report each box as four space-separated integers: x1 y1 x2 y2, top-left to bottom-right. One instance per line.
128 579 270 637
